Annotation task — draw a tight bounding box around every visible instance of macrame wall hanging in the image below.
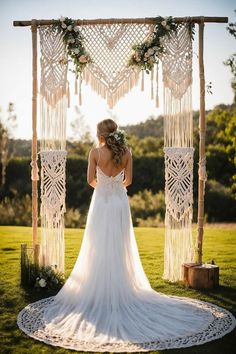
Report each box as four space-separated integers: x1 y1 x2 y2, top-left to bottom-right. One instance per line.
160 24 195 282
75 23 158 108
38 26 68 273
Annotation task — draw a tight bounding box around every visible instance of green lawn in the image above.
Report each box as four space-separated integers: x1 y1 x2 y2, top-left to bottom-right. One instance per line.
0 225 235 354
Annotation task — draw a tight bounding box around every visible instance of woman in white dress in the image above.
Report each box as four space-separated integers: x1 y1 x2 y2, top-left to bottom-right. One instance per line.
17 118 236 352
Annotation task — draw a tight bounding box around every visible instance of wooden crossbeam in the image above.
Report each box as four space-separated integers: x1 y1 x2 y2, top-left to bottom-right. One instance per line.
13 16 228 27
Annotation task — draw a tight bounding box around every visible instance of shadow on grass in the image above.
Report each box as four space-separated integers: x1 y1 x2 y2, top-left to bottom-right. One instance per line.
20 282 60 304
195 285 236 313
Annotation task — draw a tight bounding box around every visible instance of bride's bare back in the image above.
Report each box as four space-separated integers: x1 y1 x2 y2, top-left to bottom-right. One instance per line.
87 145 132 188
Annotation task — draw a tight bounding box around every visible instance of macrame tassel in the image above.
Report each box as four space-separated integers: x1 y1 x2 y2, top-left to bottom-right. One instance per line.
67 80 70 108
79 75 82 106
141 70 144 91
75 76 78 95
155 62 159 108
151 66 154 100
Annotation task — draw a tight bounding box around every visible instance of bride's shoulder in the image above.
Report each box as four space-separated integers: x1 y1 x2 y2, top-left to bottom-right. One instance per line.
124 146 132 157
88 146 99 159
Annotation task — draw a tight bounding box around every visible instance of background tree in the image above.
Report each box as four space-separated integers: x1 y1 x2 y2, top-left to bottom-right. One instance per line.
224 10 236 103
0 103 17 186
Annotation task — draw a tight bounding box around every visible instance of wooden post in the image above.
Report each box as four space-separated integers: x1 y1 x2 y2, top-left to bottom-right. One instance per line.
34 243 40 266
31 20 38 248
196 18 206 264
21 243 27 285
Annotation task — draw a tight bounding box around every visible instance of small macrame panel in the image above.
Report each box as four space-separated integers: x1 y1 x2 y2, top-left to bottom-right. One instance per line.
164 147 194 223
39 26 68 151
79 23 155 108
39 150 67 273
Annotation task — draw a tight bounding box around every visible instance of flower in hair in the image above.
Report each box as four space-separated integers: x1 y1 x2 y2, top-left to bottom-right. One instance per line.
108 129 126 143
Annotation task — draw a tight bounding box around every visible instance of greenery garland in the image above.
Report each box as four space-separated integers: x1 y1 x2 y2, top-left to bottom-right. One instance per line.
128 16 195 74
52 16 92 78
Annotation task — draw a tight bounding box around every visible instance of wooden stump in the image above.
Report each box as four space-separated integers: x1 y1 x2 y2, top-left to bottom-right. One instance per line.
182 263 219 289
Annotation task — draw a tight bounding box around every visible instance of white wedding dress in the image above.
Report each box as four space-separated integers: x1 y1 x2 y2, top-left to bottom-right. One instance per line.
17 163 236 352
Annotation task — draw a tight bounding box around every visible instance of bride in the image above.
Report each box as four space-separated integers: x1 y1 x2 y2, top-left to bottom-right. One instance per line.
17 118 235 352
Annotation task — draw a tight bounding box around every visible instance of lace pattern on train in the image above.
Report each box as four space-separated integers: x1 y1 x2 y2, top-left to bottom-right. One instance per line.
17 296 236 352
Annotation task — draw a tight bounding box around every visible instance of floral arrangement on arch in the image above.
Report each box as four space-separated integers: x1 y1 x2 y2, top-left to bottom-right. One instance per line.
52 16 92 78
128 16 195 73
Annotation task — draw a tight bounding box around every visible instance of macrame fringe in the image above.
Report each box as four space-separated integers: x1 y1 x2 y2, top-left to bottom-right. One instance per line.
79 76 82 105
83 66 141 109
156 62 159 107
40 94 67 151
39 213 65 273
75 76 78 95
67 80 70 108
163 212 195 283
163 85 193 147
151 67 154 100
141 70 144 91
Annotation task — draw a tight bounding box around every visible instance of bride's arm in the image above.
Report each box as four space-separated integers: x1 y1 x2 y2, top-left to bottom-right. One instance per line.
123 148 132 187
87 148 97 188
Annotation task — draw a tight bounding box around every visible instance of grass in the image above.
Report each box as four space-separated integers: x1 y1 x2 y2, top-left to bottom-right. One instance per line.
0 225 235 354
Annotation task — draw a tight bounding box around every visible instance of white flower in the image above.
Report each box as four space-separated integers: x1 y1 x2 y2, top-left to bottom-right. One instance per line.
73 48 80 54
67 25 73 31
68 38 75 44
144 52 150 57
74 26 80 32
161 20 167 27
166 25 170 30
39 278 47 287
60 16 66 22
147 48 154 56
79 54 88 63
61 22 67 29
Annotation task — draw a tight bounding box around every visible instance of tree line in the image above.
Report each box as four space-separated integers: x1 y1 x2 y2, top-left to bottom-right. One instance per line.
0 104 235 226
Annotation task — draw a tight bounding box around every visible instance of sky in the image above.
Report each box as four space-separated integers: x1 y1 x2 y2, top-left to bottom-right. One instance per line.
0 0 235 140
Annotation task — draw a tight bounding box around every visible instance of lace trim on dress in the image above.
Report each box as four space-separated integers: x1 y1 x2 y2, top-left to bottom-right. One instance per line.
17 296 236 352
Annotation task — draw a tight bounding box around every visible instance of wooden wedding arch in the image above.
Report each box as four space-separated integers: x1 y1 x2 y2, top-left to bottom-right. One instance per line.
13 16 228 286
